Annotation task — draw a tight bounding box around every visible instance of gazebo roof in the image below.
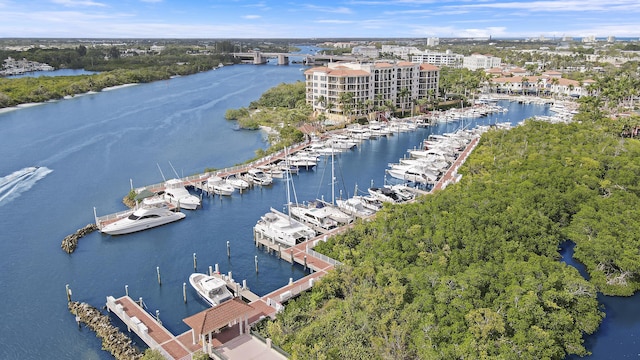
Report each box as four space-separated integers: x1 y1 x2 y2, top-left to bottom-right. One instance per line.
183 298 257 337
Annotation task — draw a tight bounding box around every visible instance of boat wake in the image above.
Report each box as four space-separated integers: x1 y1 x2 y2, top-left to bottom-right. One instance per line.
0 166 53 206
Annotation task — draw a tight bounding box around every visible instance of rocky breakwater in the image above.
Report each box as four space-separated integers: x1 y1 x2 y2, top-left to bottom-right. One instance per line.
68 301 142 360
61 224 98 254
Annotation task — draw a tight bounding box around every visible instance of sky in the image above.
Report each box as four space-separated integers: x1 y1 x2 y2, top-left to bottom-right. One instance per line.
0 0 639 39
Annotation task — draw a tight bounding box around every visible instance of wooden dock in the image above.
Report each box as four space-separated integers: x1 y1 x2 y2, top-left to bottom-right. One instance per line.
431 136 480 192
106 295 199 360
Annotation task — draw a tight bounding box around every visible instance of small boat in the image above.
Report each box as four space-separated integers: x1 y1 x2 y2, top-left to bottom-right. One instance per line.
247 168 273 186
189 273 233 307
224 174 250 190
205 176 235 196
163 178 201 210
100 205 185 235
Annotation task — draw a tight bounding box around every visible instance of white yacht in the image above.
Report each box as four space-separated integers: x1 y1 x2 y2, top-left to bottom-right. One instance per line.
224 174 250 190
247 168 273 186
189 273 233 307
254 208 316 247
163 178 201 210
368 187 404 204
386 165 439 184
100 205 186 235
336 196 376 217
289 204 339 230
206 176 235 196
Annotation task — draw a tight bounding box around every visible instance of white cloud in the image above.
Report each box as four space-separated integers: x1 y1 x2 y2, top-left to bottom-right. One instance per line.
51 0 107 7
302 4 353 14
242 14 261 19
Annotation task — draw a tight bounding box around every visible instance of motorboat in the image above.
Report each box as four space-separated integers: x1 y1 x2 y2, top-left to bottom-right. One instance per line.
100 205 186 235
336 196 376 217
254 208 316 247
368 187 404 204
163 178 201 210
257 164 284 179
287 153 317 169
205 176 235 196
289 204 339 230
224 174 250 190
247 168 273 186
386 165 439 184
189 273 233 307
305 200 354 225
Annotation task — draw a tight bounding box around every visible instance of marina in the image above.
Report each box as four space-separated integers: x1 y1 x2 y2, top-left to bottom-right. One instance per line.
96 115 504 359
3 55 632 360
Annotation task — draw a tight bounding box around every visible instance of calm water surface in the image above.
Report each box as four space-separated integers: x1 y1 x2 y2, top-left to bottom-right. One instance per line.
0 49 635 359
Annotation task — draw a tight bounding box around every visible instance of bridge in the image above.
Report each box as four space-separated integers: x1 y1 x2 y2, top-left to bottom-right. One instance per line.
232 50 358 65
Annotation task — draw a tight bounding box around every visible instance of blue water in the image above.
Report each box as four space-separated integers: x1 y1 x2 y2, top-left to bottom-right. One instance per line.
0 47 632 359
6 68 99 78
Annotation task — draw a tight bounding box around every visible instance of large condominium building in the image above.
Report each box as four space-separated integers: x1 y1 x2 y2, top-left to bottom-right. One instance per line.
411 50 463 68
304 61 440 120
462 53 502 71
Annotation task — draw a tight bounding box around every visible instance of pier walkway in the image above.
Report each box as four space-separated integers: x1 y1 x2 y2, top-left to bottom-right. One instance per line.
431 136 480 192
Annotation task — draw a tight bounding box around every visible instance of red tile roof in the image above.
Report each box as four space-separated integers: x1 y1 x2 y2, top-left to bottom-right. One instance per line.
183 298 257 337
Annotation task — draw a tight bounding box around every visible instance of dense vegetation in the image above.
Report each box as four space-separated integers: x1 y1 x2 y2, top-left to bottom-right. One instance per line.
0 42 265 108
256 112 640 359
225 81 311 154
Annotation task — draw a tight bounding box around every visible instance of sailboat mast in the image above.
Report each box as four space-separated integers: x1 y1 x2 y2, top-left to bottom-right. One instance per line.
331 144 335 205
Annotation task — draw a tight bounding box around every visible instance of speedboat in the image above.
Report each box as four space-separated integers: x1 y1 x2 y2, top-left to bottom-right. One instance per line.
224 174 250 190
100 206 185 235
163 178 201 210
189 273 233 307
254 208 316 247
205 176 235 196
247 168 273 186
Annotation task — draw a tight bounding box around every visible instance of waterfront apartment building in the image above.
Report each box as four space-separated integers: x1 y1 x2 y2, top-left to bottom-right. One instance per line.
462 53 502 71
411 50 464 68
304 61 440 121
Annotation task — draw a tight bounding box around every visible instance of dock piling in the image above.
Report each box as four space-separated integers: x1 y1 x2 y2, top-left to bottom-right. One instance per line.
208 265 213 276
155 310 161 325
183 282 187 303
156 266 161 286
255 255 259 273
227 241 230 258
304 255 307 271
192 253 197 272
125 284 128 297
215 263 219 274
65 284 71 302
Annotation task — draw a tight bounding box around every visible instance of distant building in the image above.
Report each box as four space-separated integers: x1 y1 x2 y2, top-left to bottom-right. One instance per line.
351 46 380 59
488 75 586 98
411 50 463 68
462 53 502 71
304 61 440 121
380 45 422 60
426 37 439 47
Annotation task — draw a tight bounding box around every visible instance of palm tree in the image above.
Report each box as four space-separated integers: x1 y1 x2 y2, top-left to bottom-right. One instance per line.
338 92 355 122
398 87 410 116
521 77 529 96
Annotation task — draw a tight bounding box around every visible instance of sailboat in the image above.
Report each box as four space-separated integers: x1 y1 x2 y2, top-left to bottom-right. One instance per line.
291 144 354 226
253 148 316 247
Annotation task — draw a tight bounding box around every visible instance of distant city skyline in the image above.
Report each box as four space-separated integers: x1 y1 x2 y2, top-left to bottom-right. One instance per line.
0 0 639 39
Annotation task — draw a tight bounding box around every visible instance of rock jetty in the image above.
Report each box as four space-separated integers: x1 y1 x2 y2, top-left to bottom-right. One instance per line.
68 301 143 360
61 224 98 254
